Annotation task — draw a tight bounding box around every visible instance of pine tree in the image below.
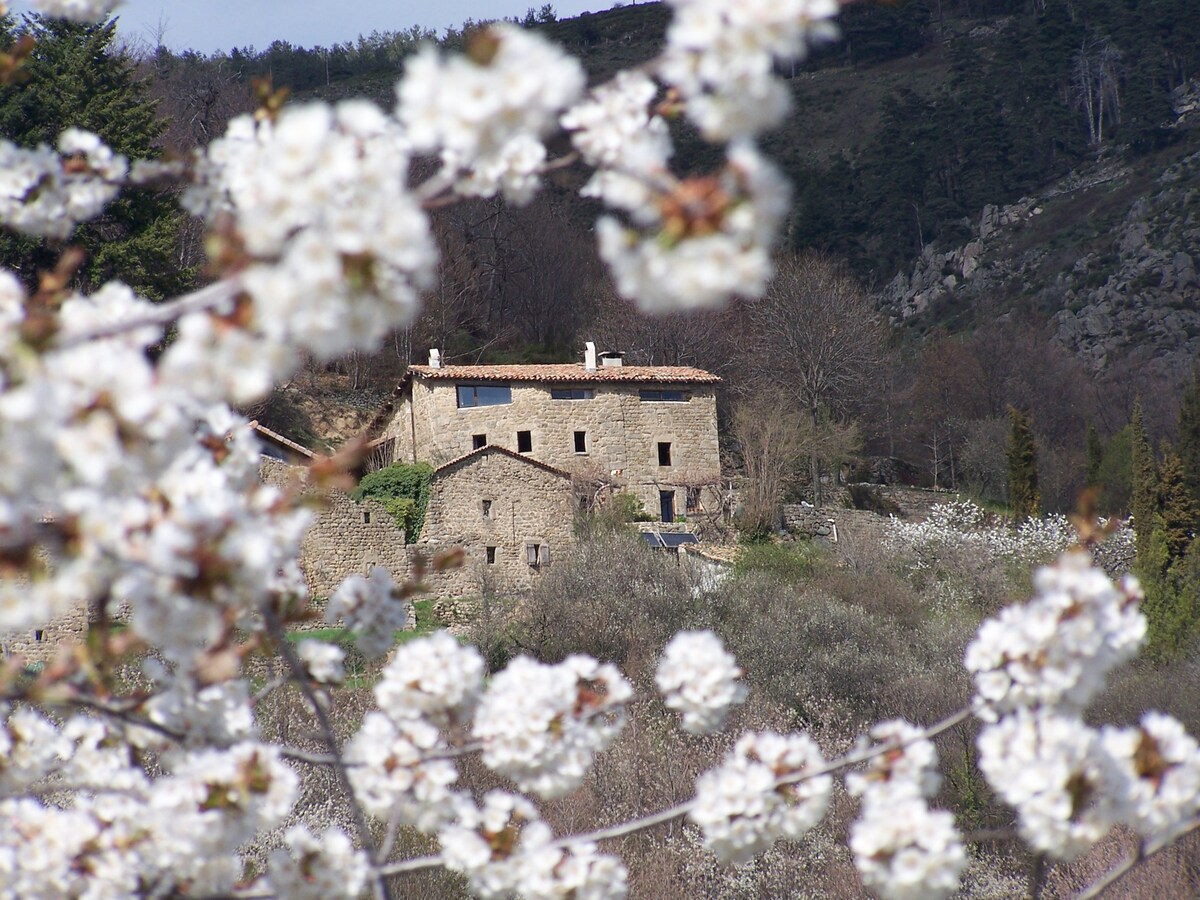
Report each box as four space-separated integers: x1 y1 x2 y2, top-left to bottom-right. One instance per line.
0 15 192 299
1006 406 1040 520
1130 399 1158 562
1177 366 1200 527
1156 443 1197 566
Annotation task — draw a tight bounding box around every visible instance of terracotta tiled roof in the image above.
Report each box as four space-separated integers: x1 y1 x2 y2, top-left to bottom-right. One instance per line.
432 444 573 480
408 363 720 384
250 421 316 459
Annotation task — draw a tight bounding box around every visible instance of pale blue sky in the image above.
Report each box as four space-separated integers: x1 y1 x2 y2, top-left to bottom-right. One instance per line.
11 0 625 54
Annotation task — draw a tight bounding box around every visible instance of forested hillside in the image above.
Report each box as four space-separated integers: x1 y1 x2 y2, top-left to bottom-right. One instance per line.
3 0 1199 513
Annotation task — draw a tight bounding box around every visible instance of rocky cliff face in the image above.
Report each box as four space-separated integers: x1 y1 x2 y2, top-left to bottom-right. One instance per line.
878 84 1200 381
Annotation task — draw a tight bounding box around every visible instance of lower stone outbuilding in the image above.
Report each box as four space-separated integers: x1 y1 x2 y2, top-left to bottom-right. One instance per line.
420 445 575 596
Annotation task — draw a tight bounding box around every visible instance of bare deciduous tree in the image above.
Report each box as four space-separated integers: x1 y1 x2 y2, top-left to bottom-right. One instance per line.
729 398 806 537
743 252 888 505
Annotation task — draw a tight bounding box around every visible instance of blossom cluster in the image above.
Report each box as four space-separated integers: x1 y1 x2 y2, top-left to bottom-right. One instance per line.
0 128 125 238
885 498 1135 571
969 552 1200 860
847 721 967 899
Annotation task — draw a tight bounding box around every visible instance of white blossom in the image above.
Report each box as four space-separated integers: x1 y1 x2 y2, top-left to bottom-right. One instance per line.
266 825 370 899
0 131 125 238
659 0 839 139
850 795 967 900
965 550 1145 718
375 630 485 726
656 630 748 734
346 712 460 831
473 654 632 798
978 709 1125 858
29 0 121 21
298 639 347 685
690 730 831 863
326 565 410 657
1103 712 1200 840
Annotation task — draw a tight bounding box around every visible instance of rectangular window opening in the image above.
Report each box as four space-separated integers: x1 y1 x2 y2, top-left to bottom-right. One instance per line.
551 388 595 400
574 431 587 454
34 629 44 642
482 499 492 519
639 389 690 402
486 546 497 564
363 511 371 524
658 442 672 466
517 430 533 453
472 433 487 450
457 384 512 408
686 487 702 514
526 543 541 566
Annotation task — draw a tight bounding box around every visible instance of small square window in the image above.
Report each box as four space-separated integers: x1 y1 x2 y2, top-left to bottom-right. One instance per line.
482 499 492 519
658 442 672 466
574 431 587 453
517 430 533 453
486 546 497 564
473 433 487 450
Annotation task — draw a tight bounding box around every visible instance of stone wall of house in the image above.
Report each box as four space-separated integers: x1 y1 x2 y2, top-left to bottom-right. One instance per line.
0 590 90 664
259 458 410 602
386 379 722 521
420 449 576 597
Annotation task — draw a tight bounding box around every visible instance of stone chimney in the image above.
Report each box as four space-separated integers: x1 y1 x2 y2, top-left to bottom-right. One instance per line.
428 348 441 369
599 350 624 368
584 341 597 371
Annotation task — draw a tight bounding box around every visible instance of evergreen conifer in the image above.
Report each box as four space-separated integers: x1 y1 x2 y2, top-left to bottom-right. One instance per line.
0 15 191 299
1006 406 1040 520
1130 399 1158 562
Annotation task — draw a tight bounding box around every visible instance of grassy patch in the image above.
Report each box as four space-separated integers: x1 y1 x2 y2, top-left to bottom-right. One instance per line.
733 540 819 583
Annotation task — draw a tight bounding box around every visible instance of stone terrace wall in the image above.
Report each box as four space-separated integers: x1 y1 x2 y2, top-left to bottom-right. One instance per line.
259 458 409 601
783 506 893 549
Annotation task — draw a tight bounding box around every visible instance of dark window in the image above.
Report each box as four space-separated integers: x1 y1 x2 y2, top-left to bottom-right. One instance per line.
686 487 701 513
363 511 371 524
551 388 595 400
574 431 587 453
659 491 676 523
486 546 497 564
34 629 43 642
639 389 690 402
526 543 541 566
472 433 487 450
517 430 533 453
658 442 672 466
457 384 512 408
482 499 492 519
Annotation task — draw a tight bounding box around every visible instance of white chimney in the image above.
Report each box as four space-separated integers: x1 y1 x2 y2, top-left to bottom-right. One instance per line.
584 341 597 372
428 348 441 369
599 351 624 368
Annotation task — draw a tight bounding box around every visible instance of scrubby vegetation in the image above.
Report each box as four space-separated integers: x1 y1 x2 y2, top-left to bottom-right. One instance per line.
351 461 434 539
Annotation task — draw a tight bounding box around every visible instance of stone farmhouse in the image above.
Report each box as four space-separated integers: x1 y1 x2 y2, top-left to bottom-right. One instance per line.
376 343 725 594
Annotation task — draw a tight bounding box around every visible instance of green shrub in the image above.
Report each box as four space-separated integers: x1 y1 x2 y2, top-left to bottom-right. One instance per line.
351 462 433 540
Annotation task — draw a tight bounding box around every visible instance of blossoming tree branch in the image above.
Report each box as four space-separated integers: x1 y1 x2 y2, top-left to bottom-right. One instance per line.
1 0 1198 897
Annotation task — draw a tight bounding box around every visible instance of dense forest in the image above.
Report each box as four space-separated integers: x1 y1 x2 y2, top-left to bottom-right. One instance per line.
2 0 1199 516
